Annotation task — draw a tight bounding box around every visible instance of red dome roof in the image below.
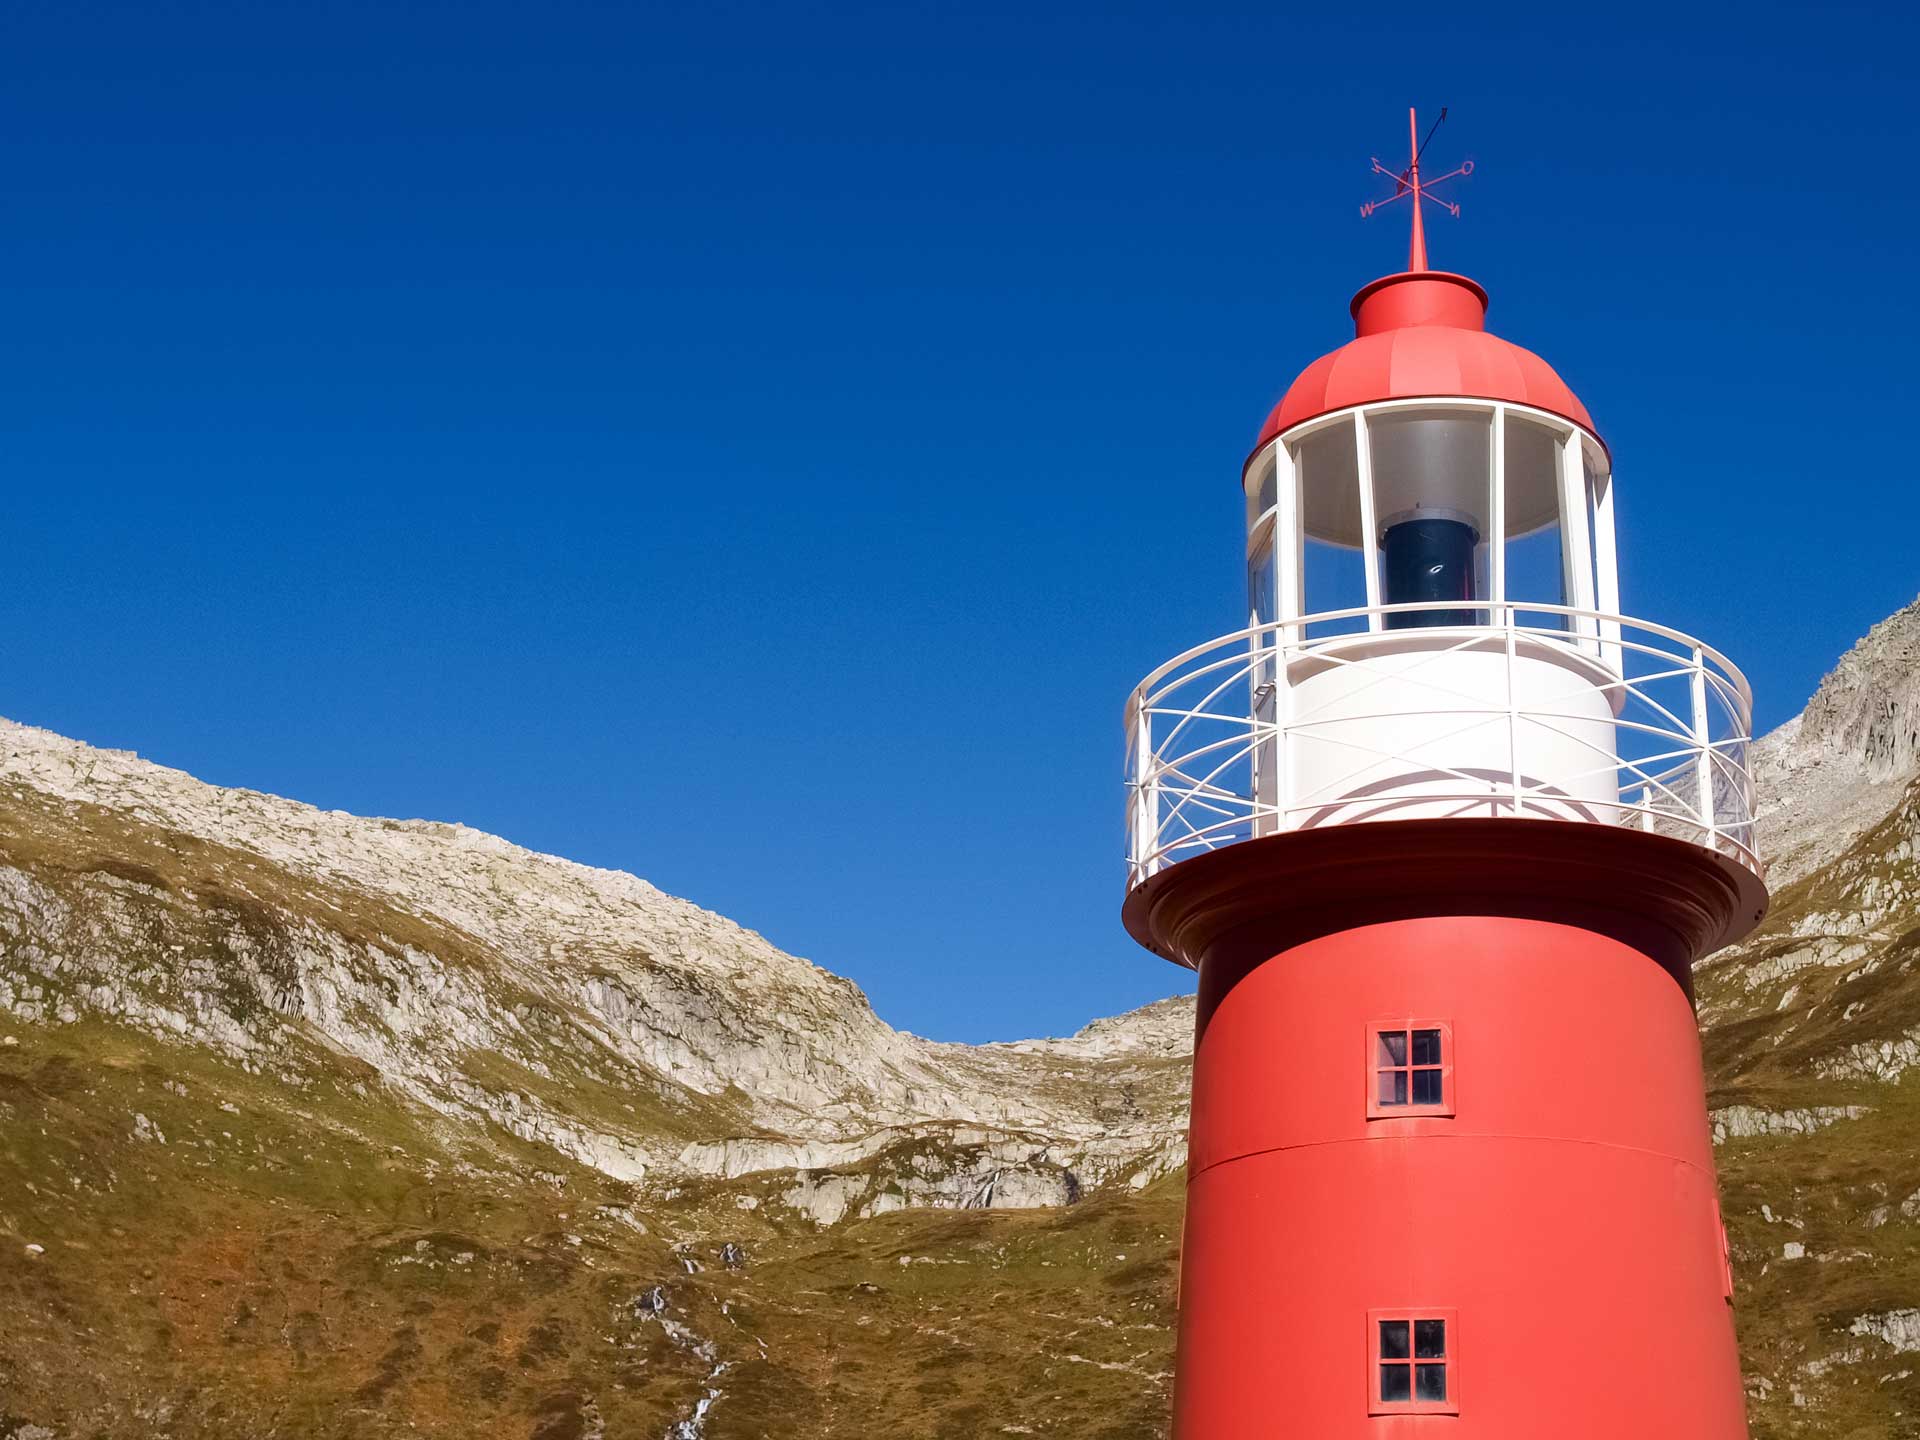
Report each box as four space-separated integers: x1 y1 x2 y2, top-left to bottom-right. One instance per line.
1254 270 1597 455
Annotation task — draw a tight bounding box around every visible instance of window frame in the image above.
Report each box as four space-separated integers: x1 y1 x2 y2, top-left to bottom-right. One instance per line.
1368 1307 1459 1416
1365 1019 1455 1119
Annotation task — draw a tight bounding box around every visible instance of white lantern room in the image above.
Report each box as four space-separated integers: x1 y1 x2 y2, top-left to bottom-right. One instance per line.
1124 269 1757 890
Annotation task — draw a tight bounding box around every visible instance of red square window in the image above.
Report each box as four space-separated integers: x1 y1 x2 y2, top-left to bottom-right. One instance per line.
1369 1308 1459 1415
1366 1021 1454 1118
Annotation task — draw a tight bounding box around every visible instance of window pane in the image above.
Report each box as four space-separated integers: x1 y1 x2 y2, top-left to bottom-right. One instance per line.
1412 1068 1443 1106
1378 1070 1407 1106
1414 1319 1446 1358
1248 537 1276 628
1376 1031 1407 1066
1369 412 1491 557
1415 1364 1448 1402
1367 409 1493 632
1299 419 1361 545
1379 1320 1410 1359
1247 449 1278 532
1411 1029 1442 1065
1304 538 1371 636
1297 421 1368 635
1503 414 1568 627
1380 1364 1412 1403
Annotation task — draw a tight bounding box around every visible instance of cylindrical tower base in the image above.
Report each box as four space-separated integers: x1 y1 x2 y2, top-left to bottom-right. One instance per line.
1123 820 1766 1439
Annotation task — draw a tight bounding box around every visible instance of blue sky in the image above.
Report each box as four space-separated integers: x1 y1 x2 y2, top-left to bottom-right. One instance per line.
2 2 1913 1042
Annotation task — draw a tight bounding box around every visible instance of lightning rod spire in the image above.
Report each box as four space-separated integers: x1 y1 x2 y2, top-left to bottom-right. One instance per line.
1360 106 1474 272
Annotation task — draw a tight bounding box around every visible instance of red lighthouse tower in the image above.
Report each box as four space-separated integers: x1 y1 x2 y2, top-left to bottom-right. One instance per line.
1122 113 1767 1437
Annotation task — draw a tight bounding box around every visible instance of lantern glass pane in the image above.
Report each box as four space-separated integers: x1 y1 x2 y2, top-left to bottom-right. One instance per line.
1367 408 1491 628
1503 414 1568 626
1297 419 1360 544
1247 448 1278 533
1296 423 1368 632
1248 535 1276 628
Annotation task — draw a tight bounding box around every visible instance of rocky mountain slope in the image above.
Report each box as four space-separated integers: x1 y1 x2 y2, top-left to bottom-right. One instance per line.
1694 596 1920 1436
1748 599 1920 889
5 598 1920 1437
0 720 1189 1215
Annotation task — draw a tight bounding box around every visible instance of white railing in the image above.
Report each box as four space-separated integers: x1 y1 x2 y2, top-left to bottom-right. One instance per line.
1124 601 1759 890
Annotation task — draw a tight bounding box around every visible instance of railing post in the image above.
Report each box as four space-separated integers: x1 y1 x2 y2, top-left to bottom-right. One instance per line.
1274 627 1294 832
1495 407 1519 819
1247 630 1271 839
1690 647 1717 847
1505 621 1522 818
1132 697 1157 879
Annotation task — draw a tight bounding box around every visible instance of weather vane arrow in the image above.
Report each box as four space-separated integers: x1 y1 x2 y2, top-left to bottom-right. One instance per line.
1362 106 1473 271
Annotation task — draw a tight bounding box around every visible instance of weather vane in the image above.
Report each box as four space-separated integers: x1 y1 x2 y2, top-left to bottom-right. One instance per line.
1361 106 1473 272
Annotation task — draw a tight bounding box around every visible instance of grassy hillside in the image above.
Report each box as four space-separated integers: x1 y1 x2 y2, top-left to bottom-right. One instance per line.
0 1015 1179 1439
1697 782 1920 1437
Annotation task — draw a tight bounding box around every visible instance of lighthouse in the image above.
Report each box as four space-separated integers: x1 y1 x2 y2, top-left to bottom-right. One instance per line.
1122 112 1767 1437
